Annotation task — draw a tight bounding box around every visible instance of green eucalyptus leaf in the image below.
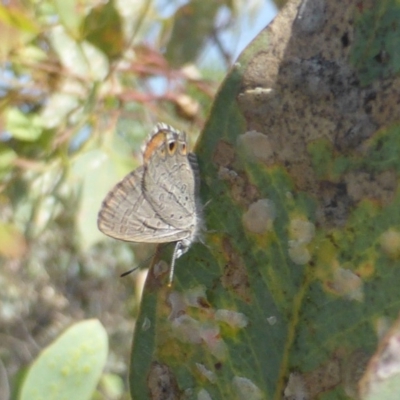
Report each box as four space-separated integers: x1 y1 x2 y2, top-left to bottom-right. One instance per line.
20 320 108 400
6 108 43 142
49 26 109 80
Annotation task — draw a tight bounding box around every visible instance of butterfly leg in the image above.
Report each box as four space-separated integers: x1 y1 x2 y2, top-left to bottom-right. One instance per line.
168 240 191 286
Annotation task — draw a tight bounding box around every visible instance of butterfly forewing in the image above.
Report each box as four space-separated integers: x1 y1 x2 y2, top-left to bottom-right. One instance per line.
143 130 198 233
97 166 189 243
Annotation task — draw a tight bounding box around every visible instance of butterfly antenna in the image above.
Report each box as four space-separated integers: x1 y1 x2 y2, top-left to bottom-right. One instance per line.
120 249 159 277
120 267 139 277
120 243 171 278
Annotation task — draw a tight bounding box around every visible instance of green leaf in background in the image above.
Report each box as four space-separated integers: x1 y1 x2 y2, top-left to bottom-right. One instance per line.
0 222 26 259
98 373 125 399
0 4 38 60
0 4 39 33
20 319 108 400
5 108 43 142
164 0 221 67
83 0 124 60
0 143 16 168
40 88 81 129
53 0 84 39
49 26 109 80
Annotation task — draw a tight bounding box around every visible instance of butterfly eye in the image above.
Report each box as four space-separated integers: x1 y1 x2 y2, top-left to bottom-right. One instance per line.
168 141 176 154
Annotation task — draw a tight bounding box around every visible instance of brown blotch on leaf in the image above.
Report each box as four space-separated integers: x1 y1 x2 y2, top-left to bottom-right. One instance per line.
302 354 342 397
218 168 260 208
334 115 377 153
212 140 236 168
287 160 318 195
344 169 397 206
285 348 370 399
220 237 251 302
146 259 169 291
147 361 181 400
230 173 260 207
213 138 260 207
318 181 351 227
198 296 211 309
214 362 223 370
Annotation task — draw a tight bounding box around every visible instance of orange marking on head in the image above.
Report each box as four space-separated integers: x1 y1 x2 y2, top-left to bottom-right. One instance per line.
143 131 167 163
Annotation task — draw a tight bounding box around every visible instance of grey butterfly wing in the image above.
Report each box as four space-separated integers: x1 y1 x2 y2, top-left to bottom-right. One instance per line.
97 166 189 243
143 148 198 232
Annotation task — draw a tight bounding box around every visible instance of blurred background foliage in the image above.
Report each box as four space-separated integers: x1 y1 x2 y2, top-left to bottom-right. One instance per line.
0 0 277 398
